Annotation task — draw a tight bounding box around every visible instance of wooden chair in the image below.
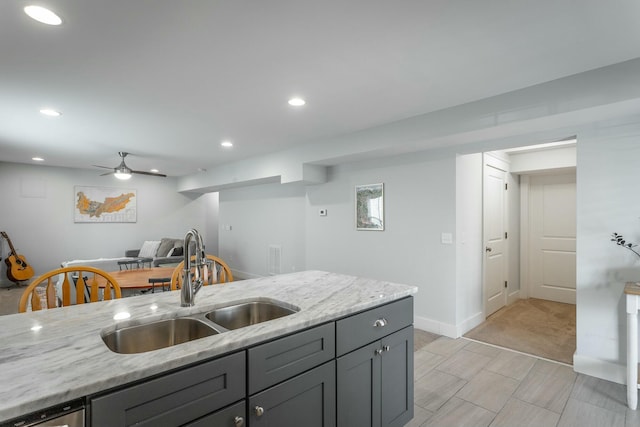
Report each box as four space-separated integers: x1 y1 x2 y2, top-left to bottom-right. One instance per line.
170 254 233 290
19 266 122 313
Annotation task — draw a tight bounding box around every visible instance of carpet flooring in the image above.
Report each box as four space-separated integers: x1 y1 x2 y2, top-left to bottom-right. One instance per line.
464 298 576 365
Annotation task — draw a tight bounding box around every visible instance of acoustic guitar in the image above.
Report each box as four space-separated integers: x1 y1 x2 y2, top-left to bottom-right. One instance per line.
1 231 34 282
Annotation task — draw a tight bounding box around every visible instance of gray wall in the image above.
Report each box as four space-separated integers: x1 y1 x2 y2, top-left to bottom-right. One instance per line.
305 152 457 329
575 121 640 383
0 162 214 285
218 182 306 278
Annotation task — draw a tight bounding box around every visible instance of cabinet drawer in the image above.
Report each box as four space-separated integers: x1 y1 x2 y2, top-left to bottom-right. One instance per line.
336 297 413 356
184 401 246 427
90 351 245 427
248 322 335 394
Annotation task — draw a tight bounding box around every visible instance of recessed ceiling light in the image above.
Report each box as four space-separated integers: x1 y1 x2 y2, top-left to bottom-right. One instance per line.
221 141 233 148
32 157 44 162
39 108 61 117
288 97 306 107
24 5 62 25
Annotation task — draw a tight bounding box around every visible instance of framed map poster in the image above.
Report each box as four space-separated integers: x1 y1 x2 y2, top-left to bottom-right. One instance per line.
74 186 137 223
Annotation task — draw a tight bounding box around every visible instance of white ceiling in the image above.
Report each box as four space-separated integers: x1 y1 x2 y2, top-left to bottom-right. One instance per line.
2 0 640 177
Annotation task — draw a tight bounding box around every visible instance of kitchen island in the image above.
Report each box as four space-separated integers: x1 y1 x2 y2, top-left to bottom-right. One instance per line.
0 270 417 425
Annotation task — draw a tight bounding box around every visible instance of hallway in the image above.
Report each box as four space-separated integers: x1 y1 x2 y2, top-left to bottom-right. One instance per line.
464 299 576 365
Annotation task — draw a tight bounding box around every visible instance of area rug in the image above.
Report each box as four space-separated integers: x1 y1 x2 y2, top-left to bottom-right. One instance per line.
464 298 576 365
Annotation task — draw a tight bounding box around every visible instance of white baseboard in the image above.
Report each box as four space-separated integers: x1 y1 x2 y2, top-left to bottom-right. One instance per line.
457 312 484 337
415 312 485 339
414 315 456 338
507 290 520 305
573 353 626 385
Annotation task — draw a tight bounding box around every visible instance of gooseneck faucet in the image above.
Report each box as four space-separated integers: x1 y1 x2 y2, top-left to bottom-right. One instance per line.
181 228 205 307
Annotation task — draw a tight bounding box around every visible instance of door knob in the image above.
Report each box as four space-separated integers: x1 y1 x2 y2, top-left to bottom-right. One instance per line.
234 416 245 426
254 406 265 417
375 348 383 356
485 247 492 252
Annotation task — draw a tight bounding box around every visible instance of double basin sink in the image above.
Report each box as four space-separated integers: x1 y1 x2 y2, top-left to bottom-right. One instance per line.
102 300 299 354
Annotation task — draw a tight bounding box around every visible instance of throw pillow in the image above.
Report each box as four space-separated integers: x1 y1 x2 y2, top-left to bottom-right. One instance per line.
138 240 161 258
156 238 177 257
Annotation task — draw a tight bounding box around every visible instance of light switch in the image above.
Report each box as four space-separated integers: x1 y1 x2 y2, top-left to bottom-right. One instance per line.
441 233 453 244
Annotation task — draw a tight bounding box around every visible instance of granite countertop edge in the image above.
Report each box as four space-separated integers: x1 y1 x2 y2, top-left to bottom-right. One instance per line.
0 270 417 422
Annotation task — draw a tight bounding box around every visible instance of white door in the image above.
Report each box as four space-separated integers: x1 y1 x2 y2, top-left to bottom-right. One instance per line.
528 174 576 304
484 162 508 317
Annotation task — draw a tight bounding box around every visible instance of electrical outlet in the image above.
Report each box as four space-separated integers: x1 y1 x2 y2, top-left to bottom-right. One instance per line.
441 233 453 244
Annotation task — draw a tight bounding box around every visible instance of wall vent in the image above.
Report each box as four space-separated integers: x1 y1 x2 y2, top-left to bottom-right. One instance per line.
268 245 282 275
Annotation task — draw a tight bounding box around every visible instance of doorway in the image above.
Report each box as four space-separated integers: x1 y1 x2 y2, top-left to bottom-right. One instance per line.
467 140 577 363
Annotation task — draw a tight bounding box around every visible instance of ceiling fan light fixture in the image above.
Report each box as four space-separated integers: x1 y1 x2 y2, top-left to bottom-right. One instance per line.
114 167 132 180
24 5 62 25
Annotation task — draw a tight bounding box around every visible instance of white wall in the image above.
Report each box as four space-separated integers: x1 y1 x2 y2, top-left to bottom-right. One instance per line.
455 153 484 334
574 120 640 383
0 162 211 285
218 182 306 278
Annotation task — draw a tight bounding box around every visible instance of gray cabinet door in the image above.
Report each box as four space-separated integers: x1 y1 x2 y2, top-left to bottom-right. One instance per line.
249 360 336 427
336 326 414 427
336 341 381 427
90 352 245 427
381 326 413 427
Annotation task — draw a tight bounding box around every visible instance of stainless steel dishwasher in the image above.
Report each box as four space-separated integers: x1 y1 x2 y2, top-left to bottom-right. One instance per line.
1 399 84 427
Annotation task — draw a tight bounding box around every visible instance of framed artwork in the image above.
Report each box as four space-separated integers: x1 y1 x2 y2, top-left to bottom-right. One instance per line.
74 186 137 223
355 183 384 231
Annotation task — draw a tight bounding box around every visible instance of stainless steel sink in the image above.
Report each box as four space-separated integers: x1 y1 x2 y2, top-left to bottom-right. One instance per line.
102 317 220 354
205 301 299 330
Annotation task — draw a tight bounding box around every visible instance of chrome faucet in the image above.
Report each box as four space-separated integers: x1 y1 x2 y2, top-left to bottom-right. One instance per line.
180 228 205 307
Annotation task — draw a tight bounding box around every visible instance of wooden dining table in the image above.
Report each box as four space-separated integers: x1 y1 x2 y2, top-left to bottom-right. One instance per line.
104 266 177 291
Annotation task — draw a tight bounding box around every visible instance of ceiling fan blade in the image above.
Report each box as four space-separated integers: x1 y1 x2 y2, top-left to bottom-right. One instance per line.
99 171 113 176
93 164 113 169
132 170 167 178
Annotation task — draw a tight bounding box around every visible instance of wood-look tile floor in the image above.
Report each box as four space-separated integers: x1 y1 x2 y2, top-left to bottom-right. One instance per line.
408 333 638 427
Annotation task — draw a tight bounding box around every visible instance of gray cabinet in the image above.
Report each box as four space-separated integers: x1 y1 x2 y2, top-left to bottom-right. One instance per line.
85 297 412 427
248 323 336 427
90 352 245 427
249 361 335 427
336 297 414 427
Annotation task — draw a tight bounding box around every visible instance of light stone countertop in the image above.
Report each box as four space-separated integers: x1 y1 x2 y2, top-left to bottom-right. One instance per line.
0 270 417 422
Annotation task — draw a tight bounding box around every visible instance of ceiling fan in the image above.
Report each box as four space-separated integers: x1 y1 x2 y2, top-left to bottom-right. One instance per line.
93 152 167 180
